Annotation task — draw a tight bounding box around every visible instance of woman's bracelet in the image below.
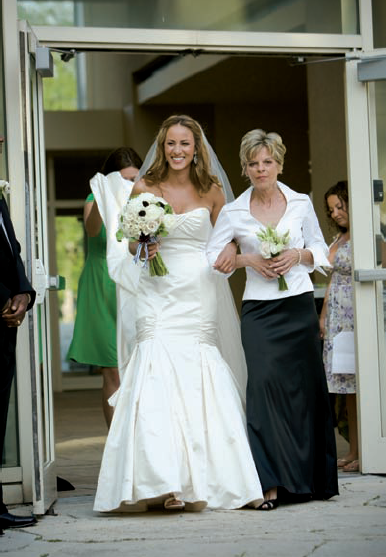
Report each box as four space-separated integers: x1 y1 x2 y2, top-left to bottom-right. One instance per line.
295 248 302 265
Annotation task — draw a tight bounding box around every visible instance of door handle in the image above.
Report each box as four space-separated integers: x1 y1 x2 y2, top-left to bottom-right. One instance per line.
33 259 66 303
47 275 66 291
354 269 386 282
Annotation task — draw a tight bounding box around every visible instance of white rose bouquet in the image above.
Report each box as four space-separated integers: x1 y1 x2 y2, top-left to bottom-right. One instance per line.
256 225 290 291
0 180 10 199
116 192 174 277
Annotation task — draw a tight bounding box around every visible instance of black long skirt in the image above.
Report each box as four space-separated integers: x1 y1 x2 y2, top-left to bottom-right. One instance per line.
241 292 338 500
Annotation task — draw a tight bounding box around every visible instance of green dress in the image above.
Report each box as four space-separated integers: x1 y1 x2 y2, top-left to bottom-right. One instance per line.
66 193 118 367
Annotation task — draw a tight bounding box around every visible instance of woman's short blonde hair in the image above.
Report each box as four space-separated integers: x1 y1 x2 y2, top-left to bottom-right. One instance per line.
239 129 286 176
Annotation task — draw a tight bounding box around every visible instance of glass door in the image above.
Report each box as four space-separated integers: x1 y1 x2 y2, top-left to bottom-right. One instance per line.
345 52 386 473
19 21 57 513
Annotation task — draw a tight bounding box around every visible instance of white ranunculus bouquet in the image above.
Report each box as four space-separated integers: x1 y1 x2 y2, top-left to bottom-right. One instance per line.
256 225 290 291
116 192 174 277
0 180 10 199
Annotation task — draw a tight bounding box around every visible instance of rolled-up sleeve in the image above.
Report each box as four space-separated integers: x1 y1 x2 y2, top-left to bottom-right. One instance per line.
303 198 331 273
206 207 236 277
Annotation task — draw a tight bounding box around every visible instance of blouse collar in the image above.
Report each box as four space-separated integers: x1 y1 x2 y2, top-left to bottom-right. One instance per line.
227 181 307 212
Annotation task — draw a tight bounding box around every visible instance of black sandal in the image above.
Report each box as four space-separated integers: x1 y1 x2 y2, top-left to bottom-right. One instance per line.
257 499 279 511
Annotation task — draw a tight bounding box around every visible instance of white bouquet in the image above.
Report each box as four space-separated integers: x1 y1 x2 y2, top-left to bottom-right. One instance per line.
256 225 290 291
0 180 10 199
116 192 174 276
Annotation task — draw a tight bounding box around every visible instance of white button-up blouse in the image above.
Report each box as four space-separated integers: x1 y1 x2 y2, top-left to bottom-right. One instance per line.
207 182 331 301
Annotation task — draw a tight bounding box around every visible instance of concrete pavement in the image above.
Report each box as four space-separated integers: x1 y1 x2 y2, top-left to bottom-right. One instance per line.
2 391 385 556
1 471 385 557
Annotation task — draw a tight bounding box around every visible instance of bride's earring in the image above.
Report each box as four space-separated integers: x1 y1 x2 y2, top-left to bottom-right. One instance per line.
193 153 198 165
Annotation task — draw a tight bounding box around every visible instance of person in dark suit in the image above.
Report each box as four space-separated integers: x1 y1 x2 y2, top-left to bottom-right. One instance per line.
0 149 37 532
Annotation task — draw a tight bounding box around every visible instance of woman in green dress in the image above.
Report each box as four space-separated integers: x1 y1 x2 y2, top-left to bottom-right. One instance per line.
67 147 143 427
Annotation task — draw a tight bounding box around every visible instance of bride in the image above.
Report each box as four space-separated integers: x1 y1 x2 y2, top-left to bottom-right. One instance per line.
92 115 263 512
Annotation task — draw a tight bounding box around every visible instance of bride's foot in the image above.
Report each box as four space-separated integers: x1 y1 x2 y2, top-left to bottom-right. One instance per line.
164 495 185 511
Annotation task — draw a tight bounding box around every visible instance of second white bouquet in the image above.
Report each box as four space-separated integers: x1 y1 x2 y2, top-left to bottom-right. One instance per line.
116 192 174 276
256 225 290 291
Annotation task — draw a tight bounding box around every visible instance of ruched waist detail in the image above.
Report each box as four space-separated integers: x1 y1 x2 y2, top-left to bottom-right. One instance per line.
136 317 218 346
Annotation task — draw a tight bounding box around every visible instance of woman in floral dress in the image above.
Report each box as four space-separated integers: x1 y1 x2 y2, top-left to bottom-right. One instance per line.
320 181 358 473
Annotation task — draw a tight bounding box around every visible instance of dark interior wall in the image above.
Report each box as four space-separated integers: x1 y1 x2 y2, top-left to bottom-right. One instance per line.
215 102 310 199
52 150 110 205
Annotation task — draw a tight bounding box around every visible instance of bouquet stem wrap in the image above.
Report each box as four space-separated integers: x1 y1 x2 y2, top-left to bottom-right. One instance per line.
133 236 169 277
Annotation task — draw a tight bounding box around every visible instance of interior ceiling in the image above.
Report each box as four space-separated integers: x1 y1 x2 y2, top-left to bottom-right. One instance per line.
141 55 308 105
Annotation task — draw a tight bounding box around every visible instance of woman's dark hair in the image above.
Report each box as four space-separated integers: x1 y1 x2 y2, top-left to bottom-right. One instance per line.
324 180 349 232
101 147 143 175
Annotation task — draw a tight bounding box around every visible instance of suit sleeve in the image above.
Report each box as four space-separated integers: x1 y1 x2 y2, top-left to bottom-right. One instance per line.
13 238 36 310
1 200 36 310
0 282 12 311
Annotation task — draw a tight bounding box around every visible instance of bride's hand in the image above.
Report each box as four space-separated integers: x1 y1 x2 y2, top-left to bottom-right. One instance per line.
129 240 160 260
146 241 160 261
213 241 237 273
247 254 279 279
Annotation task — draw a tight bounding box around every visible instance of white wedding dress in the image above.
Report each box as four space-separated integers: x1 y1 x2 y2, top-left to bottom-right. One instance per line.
91 172 263 511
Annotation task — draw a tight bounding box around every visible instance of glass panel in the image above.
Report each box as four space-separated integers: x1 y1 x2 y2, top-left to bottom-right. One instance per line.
55 215 89 373
18 0 359 34
3 384 20 468
43 53 77 111
375 81 386 435
29 58 54 467
0 30 6 178
373 0 386 48
1 4 20 469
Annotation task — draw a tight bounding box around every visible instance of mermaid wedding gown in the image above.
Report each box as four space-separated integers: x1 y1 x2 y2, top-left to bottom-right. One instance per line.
91 172 263 511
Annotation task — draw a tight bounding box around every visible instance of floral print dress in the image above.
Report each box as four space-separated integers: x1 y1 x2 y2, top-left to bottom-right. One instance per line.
323 239 356 394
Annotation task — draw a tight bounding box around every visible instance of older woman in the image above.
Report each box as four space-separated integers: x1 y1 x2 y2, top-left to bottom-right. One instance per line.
207 129 338 509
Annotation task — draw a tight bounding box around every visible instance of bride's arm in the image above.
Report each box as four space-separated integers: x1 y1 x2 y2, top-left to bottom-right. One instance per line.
207 205 237 277
207 185 238 273
128 180 145 256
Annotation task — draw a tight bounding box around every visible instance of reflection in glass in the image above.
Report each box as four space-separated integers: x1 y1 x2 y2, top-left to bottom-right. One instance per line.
376 82 386 437
18 0 359 34
43 53 78 111
55 215 87 373
1 1 19 469
373 0 386 48
376 82 386 239
3 383 20 468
